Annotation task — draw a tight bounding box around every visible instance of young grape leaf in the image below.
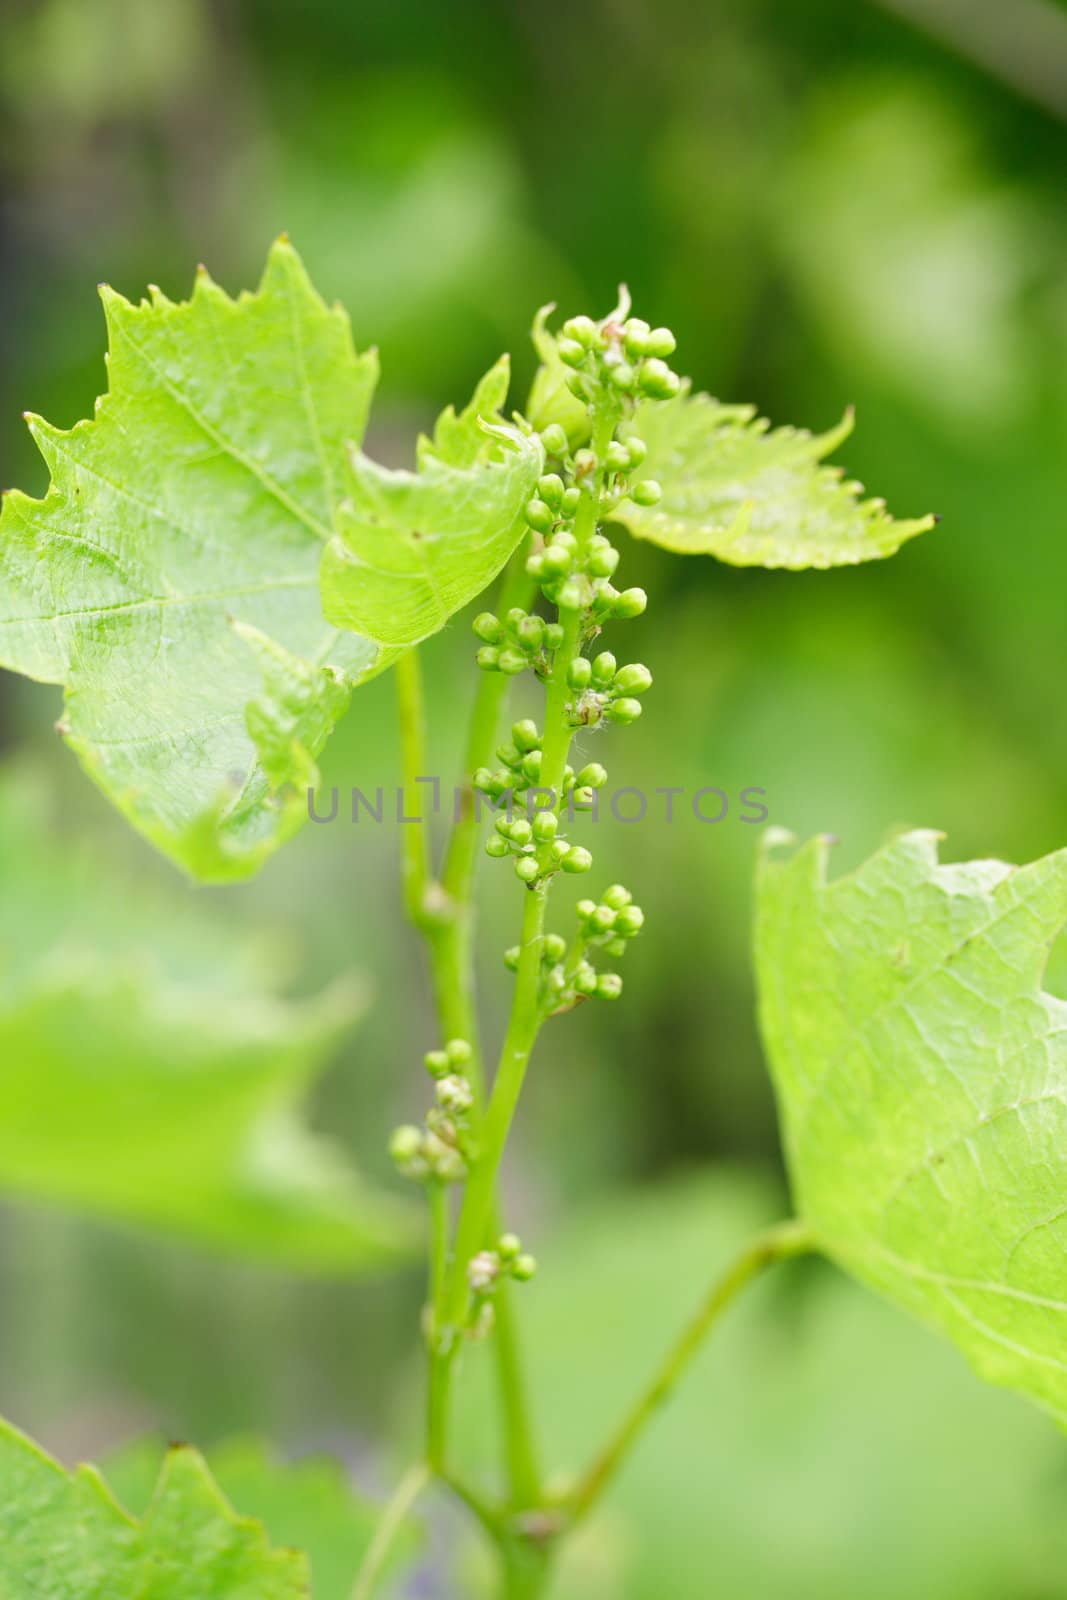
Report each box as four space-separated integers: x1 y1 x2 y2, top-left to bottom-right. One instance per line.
0 237 389 883
0 774 416 1272
525 303 594 448
319 366 542 646
0 1417 307 1598
614 390 935 567
756 829 1067 1426
106 1436 416 1600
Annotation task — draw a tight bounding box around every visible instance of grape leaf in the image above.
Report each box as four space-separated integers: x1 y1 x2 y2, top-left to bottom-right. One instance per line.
0 237 390 883
756 828 1067 1426
0 1417 307 1599
0 774 416 1272
319 366 542 646
105 1436 415 1600
525 303 593 448
614 390 935 567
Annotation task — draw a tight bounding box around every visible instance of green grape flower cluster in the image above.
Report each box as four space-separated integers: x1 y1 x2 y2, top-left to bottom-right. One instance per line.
555 312 682 405
472 608 564 678
566 649 653 730
389 1038 475 1184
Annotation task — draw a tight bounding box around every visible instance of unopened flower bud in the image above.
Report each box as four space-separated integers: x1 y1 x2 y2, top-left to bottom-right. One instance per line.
532 810 558 843
557 337 586 368
498 649 528 676
473 612 501 643
446 1038 472 1066
639 358 680 399
423 1049 450 1077
504 944 521 971
645 326 677 358
541 423 568 456
607 697 643 723
511 1253 538 1282
485 833 509 859
602 884 632 910
525 498 555 534
576 762 608 789
515 855 540 883
476 646 500 671
574 961 598 995
613 662 653 695
541 543 572 576
468 1251 500 1293
563 314 598 347
591 651 617 686
632 479 662 507
549 838 570 861
389 1125 424 1168
587 545 620 578
614 587 647 619
543 932 567 962
596 973 624 1000
538 473 565 507
561 486 581 516
557 578 584 610
498 1231 522 1261
562 846 593 874
625 435 648 466
615 904 645 936
544 623 565 650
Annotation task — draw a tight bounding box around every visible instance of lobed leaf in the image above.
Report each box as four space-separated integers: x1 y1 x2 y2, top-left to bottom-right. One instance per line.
0 237 387 881
0 1418 307 1599
320 370 542 647
0 775 416 1272
614 389 935 567
106 1436 412 1600
756 828 1067 1426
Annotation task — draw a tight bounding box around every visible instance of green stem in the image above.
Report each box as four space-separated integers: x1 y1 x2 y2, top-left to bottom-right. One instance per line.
565 1219 815 1525
395 648 435 931
350 1461 430 1600
398 556 543 1506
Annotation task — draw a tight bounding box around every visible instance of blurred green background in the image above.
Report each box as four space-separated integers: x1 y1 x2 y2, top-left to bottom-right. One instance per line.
1 0 1066 1594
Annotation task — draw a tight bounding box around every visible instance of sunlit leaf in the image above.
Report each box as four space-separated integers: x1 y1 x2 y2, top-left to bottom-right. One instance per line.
0 237 387 883
756 828 1067 1426
614 390 934 567
0 775 416 1272
320 366 542 646
0 1418 307 1598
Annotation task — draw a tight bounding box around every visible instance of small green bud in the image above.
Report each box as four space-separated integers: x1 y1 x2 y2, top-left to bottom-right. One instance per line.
561 486 581 516
495 813 515 837
521 750 543 782
567 657 592 690
553 528 577 551
602 883 632 910
571 786 595 809
505 607 528 630
498 1231 522 1261
512 1252 538 1282
476 645 500 671
625 435 648 466
497 742 522 769
549 838 571 861
436 1074 474 1114
473 766 495 792
564 314 598 347
512 719 540 752
605 441 631 471
544 622 565 651
632 479 662 508
498 649 528 675
646 326 677 358
576 762 608 788
566 372 592 400
517 614 545 651
543 932 567 962
446 1038 472 1066
596 973 624 1000
615 904 645 936
587 545 620 579
563 766 576 790
573 449 597 476
639 358 681 399
623 317 651 356
557 337 586 368
608 360 636 391
509 817 533 847
557 578 584 611
577 898 597 919
538 472 565 507
472 612 501 643
574 962 599 995
389 1125 425 1168
605 936 628 958
504 944 521 971
485 833 509 859
541 422 568 456
591 905 616 934
541 543 572 576
592 651 617 686
525 498 555 534
608 696 643 723
525 553 545 578
613 662 653 695
515 855 540 883
423 1048 450 1077
562 845 593 874
532 810 558 843
614 587 648 619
